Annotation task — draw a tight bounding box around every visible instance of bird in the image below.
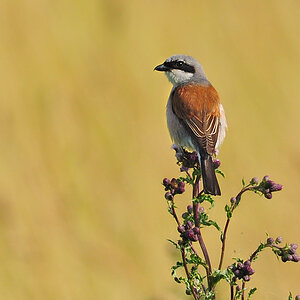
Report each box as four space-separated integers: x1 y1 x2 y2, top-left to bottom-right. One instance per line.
155 55 227 195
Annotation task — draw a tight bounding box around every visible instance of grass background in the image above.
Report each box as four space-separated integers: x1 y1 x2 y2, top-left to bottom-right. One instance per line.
0 0 299 299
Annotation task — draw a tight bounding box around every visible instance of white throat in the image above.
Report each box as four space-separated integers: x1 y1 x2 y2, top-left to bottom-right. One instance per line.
165 69 193 86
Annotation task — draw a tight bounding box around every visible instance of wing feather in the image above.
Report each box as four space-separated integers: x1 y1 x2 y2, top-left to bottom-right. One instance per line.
172 84 220 155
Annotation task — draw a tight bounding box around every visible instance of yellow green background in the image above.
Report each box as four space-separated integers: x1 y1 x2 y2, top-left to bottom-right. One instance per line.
0 0 299 299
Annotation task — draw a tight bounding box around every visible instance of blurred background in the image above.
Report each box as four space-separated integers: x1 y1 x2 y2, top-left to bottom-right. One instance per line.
0 0 299 299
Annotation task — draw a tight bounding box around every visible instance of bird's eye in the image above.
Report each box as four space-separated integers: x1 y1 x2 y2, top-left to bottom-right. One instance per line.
177 61 184 67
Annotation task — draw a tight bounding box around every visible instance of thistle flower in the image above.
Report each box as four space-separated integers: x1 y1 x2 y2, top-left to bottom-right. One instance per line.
172 145 198 169
162 177 185 198
230 260 255 281
256 176 283 199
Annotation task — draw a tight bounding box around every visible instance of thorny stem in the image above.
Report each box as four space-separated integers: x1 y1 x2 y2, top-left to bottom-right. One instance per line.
193 174 213 290
181 247 199 300
241 282 246 300
170 199 199 299
171 204 180 226
218 187 252 270
230 285 234 300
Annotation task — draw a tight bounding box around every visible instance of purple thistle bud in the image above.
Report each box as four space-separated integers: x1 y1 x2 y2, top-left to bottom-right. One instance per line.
281 254 288 262
177 186 185 194
290 243 298 250
250 177 259 185
237 262 243 270
267 237 274 245
187 205 193 214
213 159 221 169
185 229 197 241
292 254 300 262
263 175 270 181
234 269 240 277
264 180 273 189
193 227 200 235
236 285 241 292
182 212 189 219
170 189 176 195
186 221 193 229
276 236 283 243
230 197 236 204
199 206 205 213
171 178 178 189
177 225 185 233
295 296 300 300
244 260 251 266
264 192 272 199
165 192 173 201
270 183 283 192
163 178 171 187
243 275 251 281
287 254 293 261
244 266 255 275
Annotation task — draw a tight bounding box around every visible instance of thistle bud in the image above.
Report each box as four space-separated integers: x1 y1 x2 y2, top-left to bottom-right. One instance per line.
250 177 259 185
165 192 173 201
163 178 171 187
230 197 236 204
187 205 193 214
213 159 221 169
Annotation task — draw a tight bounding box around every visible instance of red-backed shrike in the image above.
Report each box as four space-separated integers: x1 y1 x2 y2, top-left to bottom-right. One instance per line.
155 55 227 195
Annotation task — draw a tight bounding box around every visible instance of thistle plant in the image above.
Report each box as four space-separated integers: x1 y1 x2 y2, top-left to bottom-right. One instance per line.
162 147 299 300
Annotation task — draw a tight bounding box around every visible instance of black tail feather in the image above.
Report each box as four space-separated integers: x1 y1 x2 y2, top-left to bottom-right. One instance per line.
200 154 221 196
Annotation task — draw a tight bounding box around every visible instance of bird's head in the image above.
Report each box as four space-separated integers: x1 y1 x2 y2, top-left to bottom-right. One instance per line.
154 55 207 86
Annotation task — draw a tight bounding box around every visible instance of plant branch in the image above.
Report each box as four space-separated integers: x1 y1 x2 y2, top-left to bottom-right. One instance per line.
192 174 213 290
241 282 246 300
181 247 199 300
218 187 252 270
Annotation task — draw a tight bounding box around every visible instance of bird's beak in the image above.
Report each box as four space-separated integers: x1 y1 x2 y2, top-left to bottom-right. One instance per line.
154 63 170 72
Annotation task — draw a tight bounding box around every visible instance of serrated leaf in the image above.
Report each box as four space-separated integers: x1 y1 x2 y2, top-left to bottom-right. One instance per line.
194 193 215 208
210 269 232 286
201 219 221 231
215 169 225 178
242 178 245 187
248 287 257 299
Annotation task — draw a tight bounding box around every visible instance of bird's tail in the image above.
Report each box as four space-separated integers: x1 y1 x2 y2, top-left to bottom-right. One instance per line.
199 154 221 196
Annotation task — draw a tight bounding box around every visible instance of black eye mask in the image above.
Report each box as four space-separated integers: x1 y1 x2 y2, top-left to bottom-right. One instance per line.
164 60 195 74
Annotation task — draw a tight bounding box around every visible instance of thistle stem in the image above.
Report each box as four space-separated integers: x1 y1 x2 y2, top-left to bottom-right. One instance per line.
193 174 213 290
181 247 199 300
218 187 252 270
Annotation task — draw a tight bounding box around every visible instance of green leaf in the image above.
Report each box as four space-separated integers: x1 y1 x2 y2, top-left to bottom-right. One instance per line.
201 219 221 232
215 169 225 178
210 269 232 286
288 292 293 300
248 288 257 299
187 254 208 269
242 178 245 187
179 175 193 185
194 193 215 208
167 239 180 249
225 204 232 219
